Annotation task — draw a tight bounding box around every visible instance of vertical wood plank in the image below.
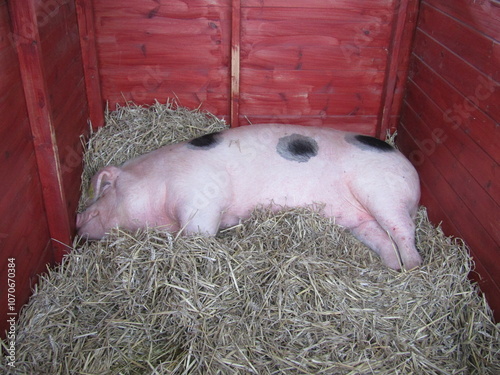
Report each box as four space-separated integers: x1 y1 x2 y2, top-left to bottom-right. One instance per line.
8 0 72 258
230 0 241 127
75 0 105 130
378 0 419 137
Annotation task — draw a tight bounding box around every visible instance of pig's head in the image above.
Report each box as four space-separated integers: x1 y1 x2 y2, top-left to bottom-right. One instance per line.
76 166 121 240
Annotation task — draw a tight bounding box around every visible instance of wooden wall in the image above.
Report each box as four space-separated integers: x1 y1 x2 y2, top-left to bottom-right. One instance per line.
93 0 232 118
237 0 405 133
0 0 93 336
0 0 52 335
92 0 417 136
397 0 500 320
1 0 498 338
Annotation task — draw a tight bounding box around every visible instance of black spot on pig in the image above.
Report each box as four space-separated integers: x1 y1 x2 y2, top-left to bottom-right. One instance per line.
277 134 318 163
188 132 221 150
348 134 394 152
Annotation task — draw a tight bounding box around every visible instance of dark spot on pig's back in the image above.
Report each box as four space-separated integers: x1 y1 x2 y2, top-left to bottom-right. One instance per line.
349 134 394 152
187 132 221 150
276 134 318 163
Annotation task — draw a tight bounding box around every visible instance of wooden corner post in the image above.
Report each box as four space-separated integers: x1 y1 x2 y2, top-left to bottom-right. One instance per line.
75 0 105 130
8 0 72 259
230 0 241 127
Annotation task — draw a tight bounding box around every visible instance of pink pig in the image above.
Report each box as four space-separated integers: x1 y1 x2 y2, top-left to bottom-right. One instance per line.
77 124 422 270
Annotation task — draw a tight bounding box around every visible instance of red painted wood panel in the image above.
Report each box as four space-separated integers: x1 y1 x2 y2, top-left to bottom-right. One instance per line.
239 115 377 134
35 0 90 238
243 0 395 12
418 3 499 82
401 102 499 248
92 0 414 134
409 58 499 163
1 0 92 336
378 0 419 135
398 122 500 322
398 0 500 320
241 45 388 71
238 1 395 131
75 0 105 130
425 0 500 39
9 0 72 257
405 80 498 201
0 1 54 338
241 9 391 46
93 0 232 113
412 30 500 122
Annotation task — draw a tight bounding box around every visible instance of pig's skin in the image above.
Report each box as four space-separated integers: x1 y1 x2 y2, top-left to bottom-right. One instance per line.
77 124 422 270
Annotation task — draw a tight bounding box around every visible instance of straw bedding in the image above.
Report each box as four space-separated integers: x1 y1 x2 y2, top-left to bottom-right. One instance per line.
2 101 499 374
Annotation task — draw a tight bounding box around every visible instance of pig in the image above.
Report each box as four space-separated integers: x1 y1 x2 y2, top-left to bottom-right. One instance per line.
77 124 422 270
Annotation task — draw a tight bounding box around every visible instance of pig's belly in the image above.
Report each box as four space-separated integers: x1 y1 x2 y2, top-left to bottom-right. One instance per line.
219 170 371 229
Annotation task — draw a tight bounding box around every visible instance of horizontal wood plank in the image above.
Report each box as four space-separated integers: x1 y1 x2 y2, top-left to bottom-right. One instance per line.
240 92 380 116
240 68 384 93
409 57 499 163
418 3 499 82
242 14 391 48
96 16 228 36
100 67 230 101
239 115 377 134
242 6 392 24
98 37 229 68
243 0 394 12
241 44 387 71
424 0 500 40
405 79 499 200
94 0 230 19
412 30 500 123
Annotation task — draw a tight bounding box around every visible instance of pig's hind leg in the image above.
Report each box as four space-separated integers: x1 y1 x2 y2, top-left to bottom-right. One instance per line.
350 213 421 270
350 219 404 270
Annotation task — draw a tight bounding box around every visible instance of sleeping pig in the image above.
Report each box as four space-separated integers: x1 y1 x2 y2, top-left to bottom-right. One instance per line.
77 124 422 270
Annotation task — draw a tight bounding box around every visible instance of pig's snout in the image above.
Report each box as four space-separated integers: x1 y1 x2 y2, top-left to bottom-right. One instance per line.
76 210 105 240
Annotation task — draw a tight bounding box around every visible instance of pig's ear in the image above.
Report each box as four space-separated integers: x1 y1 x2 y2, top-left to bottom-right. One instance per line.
90 166 120 201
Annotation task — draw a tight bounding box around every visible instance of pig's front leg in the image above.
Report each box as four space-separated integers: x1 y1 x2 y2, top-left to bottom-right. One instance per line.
177 205 223 236
175 185 230 236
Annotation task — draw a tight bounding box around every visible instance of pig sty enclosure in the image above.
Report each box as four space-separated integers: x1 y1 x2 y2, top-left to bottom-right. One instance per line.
0 0 499 371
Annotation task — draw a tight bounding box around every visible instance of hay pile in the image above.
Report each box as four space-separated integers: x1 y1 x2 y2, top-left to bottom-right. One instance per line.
2 101 499 374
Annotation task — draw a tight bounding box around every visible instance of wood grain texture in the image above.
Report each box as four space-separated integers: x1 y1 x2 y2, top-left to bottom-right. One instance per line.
92 0 407 134
378 0 420 136
235 1 408 133
398 0 500 320
76 0 105 129
425 0 500 39
36 0 90 238
93 0 232 113
408 58 499 163
413 30 500 122
239 115 377 134
1 0 92 336
0 1 53 338
8 0 72 255
398 122 500 322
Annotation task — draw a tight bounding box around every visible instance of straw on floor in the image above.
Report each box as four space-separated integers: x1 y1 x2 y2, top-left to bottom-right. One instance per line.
2 101 499 374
